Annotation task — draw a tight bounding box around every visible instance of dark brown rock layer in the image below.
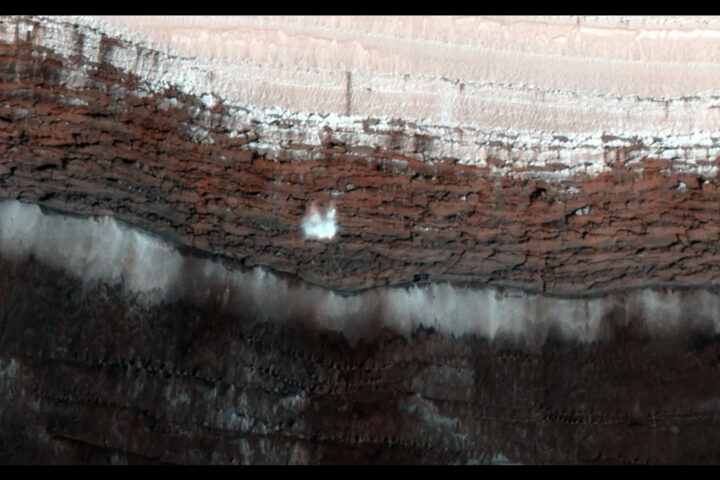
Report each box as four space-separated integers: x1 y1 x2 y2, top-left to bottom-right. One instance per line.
1 255 720 464
1 16 719 295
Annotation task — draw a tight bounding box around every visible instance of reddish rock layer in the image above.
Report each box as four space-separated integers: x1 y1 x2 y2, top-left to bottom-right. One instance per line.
1 17 720 295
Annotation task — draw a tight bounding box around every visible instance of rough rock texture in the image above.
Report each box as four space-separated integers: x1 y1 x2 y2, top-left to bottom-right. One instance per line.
2 255 720 465
1 16 720 295
2 15 720 464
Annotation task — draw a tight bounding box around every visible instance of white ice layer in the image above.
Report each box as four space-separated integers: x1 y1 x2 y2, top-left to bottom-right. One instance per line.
61 16 720 132
1 199 719 345
3 16 720 181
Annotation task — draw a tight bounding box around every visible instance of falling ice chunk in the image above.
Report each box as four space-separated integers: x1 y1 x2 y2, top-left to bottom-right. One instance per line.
301 204 338 240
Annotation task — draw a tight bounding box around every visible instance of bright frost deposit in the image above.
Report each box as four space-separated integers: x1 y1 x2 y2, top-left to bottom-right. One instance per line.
1 199 719 345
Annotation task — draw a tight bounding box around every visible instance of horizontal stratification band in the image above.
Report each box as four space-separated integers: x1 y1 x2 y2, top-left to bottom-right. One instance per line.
2 199 720 345
1 16 719 295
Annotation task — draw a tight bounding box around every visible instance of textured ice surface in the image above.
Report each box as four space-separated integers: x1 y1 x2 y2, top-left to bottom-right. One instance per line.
58 16 720 132
4 16 720 181
1 199 719 345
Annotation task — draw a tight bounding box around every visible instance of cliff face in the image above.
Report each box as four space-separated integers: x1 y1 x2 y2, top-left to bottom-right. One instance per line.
2 16 720 294
1 15 720 464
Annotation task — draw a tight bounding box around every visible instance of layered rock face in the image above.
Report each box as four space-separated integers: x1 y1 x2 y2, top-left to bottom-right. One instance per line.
1 15 720 464
3 252 720 464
